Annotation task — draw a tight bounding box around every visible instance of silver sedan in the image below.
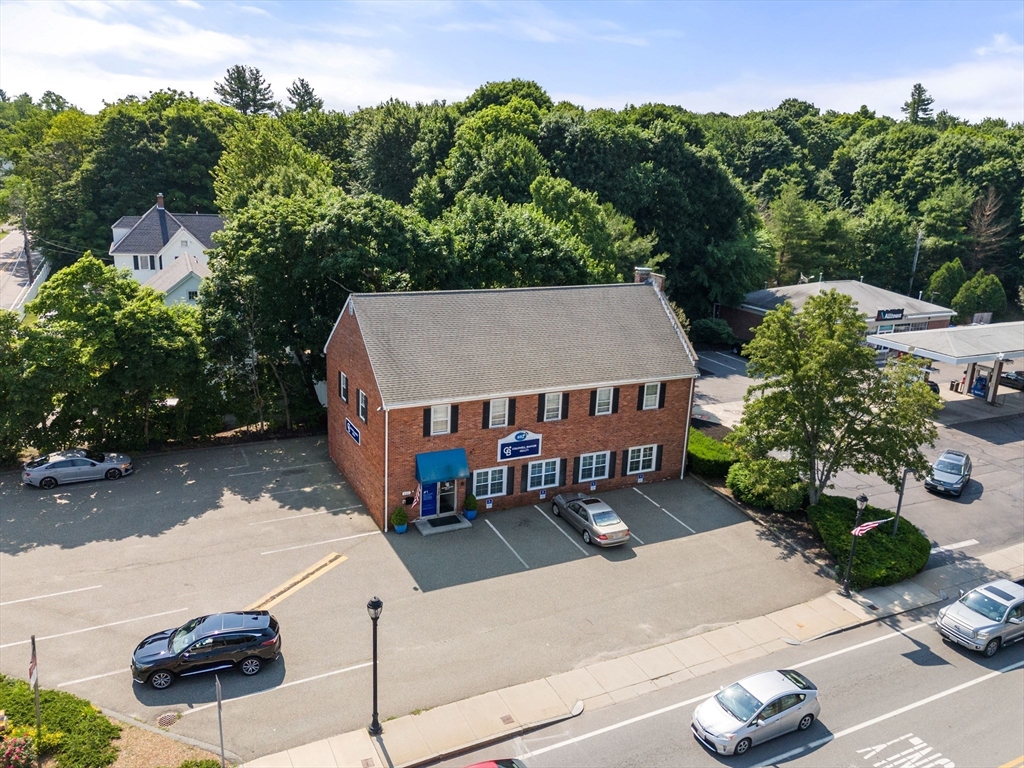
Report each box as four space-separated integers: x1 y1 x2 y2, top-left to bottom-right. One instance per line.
22 449 134 489
550 492 631 547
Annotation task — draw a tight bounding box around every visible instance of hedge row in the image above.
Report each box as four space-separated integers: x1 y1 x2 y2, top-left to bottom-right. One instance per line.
726 458 807 512
686 428 737 478
807 495 931 591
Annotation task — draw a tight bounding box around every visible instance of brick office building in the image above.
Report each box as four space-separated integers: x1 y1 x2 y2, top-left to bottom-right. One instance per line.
323 274 699 530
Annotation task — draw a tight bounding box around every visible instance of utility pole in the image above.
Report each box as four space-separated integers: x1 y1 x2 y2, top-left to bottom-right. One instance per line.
907 228 922 296
20 208 34 285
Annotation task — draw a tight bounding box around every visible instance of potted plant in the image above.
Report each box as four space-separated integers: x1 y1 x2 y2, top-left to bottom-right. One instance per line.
390 506 408 533
463 493 478 520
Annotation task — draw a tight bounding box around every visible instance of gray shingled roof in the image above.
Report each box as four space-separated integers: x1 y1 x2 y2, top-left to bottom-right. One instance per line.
339 283 698 408
112 215 142 230
143 253 211 294
110 205 223 255
743 280 955 319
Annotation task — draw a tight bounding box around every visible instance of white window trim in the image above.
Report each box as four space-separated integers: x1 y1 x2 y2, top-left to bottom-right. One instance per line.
489 398 508 428
528 458 560 490
579 451 610 481
340 372 348 403
642 382 660 410
473 466 507 499
595 387 613 416
431 404 450 435
358 390 368 423
544 392 562 422
626 444 656 474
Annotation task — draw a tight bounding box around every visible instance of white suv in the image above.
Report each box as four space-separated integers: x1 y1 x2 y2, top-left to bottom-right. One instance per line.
936 579 1024 657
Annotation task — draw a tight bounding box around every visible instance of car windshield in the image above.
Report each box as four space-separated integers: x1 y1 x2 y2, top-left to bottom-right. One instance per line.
82 450 106 463
592 511 622 526
169 617 205 654
25 455 52 469
961 592 1007 623
715 683 762 723
934 460 963 475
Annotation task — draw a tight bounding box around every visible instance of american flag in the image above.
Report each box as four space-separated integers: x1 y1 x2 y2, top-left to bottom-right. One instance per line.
852 518 892 537
412 484 420 508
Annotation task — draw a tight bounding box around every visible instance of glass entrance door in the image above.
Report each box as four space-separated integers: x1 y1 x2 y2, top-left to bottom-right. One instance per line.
438 480 456 515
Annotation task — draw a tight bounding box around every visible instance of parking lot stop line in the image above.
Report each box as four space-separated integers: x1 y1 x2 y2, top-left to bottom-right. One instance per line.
534 505 591 556
57 669 127 688
486 519 529 569
0 585 102 607
248 506 363 525
0 608 189 649
246 552 347 611
260 530 378 555
930 538 979 554
228 460 332 477
632 487 696 533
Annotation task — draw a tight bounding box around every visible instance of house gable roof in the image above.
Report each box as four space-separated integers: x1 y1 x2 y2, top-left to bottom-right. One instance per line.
331 283 698 408
742 280 955 319
143 253 211 295
110 204 223 255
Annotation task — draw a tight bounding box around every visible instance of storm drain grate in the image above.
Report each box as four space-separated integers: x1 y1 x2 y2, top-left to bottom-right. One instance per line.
361 759 376 768
157 712 179 727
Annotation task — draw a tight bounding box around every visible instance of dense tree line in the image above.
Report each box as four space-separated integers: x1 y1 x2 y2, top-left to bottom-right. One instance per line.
1 75 1021 457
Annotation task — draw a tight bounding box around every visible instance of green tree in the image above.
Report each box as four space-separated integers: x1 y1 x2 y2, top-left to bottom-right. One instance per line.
349 99 422 204
926 258 968 307
766 182 826 282
729 290 938 505
966 185 1013 274
851 194 914 290
901 83 935 125
286 78 323 113
0 310 27 462
460 79 552 115
463 133 549 204
214 65 277 115
951 269 1007 322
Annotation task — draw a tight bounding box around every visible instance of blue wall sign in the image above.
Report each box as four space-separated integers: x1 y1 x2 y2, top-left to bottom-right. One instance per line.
497 430 542 462
345 418 361 444
421 483 437 517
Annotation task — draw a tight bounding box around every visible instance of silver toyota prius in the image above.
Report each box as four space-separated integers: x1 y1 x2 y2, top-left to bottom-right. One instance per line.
691 669 820 756
23 449 134 489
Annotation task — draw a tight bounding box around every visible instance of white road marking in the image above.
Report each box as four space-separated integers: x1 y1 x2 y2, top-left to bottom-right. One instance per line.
260 531 378 555
486 520 529 569
223 448 250 470
57 669 128 687
752 660 1023 767
629 531 645 545
700 352 747 373
1 585 102 606
0 608 189 649
857 733 951 768
267 482 348 496
930 539 979 554
535 505 590 556
248 506 362 525
796 622 931 668
633 487 696 533
180 661 372 715
228 461 331 477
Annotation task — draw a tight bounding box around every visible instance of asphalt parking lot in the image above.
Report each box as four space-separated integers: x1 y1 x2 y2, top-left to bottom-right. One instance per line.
0 437 838 759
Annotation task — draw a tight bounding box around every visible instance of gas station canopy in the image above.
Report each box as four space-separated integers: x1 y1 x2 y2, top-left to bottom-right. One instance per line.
866 321 1024 365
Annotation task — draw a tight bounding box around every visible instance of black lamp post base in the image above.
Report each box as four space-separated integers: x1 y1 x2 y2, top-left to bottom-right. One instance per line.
367 721 382 737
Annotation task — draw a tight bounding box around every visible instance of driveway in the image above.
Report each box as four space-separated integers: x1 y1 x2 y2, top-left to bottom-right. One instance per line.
1 437 835 760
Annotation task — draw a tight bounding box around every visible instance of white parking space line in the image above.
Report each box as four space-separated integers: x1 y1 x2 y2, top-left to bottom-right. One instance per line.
260 531 378 555
930 538 979 554
228 461 332 477
700 352 747 373
224 448 250 470
753 659 1024 767
534 505 591 556
629 531 645 545
248 506 363 525
0 608 189 649
485 520 529 569
1 585 102 607
266 482 348 496
181 661 373 715
633 487 696 533
57 669 128 688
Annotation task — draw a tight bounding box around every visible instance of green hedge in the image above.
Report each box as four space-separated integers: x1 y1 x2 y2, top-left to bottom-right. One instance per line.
726 458 807 512
689 318 737 347
0 675 120 768
807 496 931 591
686 428 737 478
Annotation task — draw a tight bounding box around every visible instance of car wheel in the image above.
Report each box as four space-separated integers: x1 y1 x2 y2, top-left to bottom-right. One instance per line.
798 713 814 731
105 468 122 481
240 657 262 676
582 530 591 545
734 738 752 755
149 670 174 690
40 477 57 490
551 502 559 516
983 638 1001 657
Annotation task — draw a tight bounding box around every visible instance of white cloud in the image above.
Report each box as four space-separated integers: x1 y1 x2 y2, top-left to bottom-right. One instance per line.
175 0 203 9
975 33 1024 57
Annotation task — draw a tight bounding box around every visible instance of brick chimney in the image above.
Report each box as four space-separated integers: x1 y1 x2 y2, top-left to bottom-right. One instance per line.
156 192 165 210
634 266 665 293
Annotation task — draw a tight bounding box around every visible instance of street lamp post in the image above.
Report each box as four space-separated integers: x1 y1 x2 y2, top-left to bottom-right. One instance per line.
367 596 384 737
841 494 869 597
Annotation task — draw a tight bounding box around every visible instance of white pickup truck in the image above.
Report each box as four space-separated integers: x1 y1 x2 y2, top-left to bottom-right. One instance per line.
936 579 1024 657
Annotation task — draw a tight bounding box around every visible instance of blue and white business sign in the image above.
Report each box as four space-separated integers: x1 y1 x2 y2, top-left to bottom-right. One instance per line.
345 418 361 445
497 429 542 462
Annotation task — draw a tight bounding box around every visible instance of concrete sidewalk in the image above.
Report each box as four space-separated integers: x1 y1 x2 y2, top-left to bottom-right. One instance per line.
245 542 1024 768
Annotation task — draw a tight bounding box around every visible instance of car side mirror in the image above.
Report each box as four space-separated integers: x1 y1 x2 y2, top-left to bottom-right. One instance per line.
1010 617 1022 625
182 652 191 658
958 589 965 598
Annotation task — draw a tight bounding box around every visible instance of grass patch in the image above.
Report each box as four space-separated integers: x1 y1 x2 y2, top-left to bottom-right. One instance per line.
686 427 737 478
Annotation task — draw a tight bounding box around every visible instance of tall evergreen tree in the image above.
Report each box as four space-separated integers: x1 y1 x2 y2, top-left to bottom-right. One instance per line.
901 83 935 125
286 78 323 113
214 65 277 115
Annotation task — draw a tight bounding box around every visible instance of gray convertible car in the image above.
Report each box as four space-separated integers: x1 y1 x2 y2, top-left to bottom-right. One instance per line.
551 492 631 547
23 449 134 489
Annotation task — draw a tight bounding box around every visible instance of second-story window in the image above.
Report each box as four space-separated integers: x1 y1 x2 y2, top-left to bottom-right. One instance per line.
358 390 368 423
338 372 348 403
595 388 613 415
642 382 661 410
431 404 450 435
544 392 562 421
489 398 508 428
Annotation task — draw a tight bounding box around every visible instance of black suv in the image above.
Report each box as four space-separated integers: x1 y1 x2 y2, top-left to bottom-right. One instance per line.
131 611 281 689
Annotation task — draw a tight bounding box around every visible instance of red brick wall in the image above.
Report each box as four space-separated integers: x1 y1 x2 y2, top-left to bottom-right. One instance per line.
927 318 952 329
719 306 764 341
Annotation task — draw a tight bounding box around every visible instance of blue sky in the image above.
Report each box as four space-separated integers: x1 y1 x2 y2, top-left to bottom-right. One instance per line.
1 0 1022 121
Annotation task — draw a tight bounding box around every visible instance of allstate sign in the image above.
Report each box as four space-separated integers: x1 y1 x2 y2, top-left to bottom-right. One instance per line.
497 429 542 462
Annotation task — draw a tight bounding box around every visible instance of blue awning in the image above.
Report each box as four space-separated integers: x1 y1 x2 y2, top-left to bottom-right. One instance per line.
416 449 471 484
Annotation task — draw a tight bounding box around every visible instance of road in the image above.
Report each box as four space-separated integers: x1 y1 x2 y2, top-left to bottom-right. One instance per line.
444 606 1024 768
0 229 34 312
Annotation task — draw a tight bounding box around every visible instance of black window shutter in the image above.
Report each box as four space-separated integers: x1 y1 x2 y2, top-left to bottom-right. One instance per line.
655 445 663 471
612 388 619 414
537 394 545 422
658 382 666 409
561 392 569 420
637 384 645 410
506 467 515 496
521 466 529 493
337 371 342 400
589 390 597 416
508 398 516 426
622 450 631 477
423 408 430 437
450 404 459 433
482 401 490 429
572 457 581 484
608 451 616 478
559 458 568 486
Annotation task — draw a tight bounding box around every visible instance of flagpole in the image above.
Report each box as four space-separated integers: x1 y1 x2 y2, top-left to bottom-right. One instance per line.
215 674 225 768
30 635 41 768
